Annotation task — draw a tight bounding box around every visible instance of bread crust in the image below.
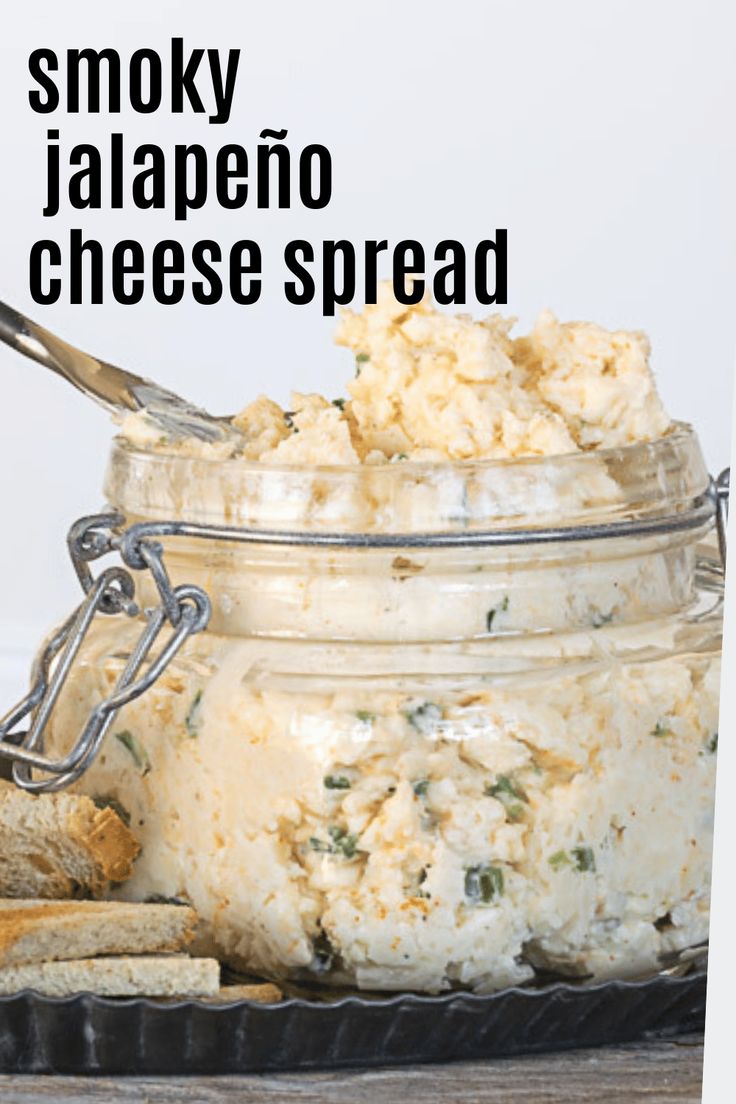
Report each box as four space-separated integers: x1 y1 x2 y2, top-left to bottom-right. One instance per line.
0 782 140 898
67 804 140 887
0 954 220 997
0 899 196 967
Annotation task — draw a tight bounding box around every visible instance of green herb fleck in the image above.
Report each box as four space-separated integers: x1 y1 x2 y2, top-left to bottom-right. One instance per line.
413 779 430 797
391 452 409 462
651 718 672 738
571 846 596 872
309 837 333 854
185 690 203 738
115 730 151 775
487 774 527 803
464 864 504 904
486 775 528 822
356 352 370 363
708 732 718 753
591 609 614 629
332 398 346 411
486 596 509 633
549 850 572 871
405 701 442 735
328 826 360 859
310 827 361 860
356 710 375 724
92 794 131 827
549 847 596 872
324 775 351 790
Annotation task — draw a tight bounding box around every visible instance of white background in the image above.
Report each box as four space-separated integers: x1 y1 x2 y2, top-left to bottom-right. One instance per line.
0 0 734 681
0 2 735 1093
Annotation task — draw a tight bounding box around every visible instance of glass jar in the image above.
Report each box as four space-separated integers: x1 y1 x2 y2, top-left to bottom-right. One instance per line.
45 423 722 994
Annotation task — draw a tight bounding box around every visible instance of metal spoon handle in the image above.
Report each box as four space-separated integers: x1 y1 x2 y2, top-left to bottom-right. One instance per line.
0 298 147 417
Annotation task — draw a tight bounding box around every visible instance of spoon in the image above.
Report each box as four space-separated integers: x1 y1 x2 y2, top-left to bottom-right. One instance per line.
0 298 242 444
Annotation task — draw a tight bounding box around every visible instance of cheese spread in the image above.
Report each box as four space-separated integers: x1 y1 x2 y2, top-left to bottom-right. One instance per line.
44 288 719 994
121 282 671 465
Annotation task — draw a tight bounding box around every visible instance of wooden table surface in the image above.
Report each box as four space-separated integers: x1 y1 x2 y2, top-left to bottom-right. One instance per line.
0 1034 703 1103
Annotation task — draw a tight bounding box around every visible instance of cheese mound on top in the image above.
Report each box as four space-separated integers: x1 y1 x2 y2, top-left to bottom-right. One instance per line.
122 284 671 465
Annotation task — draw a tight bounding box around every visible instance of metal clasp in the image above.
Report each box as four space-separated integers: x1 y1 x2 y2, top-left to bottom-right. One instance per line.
0 467 730 794
713 468 730 570
0 513 210 793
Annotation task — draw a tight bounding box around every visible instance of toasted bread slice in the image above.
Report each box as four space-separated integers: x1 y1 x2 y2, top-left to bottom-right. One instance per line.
0 899 197 968
0 954 220 998
0 782 139 898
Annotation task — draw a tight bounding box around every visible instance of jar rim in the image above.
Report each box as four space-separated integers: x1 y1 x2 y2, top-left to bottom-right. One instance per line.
105 422 711 535
112 421 696 477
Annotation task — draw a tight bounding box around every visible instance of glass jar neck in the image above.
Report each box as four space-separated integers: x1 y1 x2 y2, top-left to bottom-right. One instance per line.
105 424 718 644
105 423 709 535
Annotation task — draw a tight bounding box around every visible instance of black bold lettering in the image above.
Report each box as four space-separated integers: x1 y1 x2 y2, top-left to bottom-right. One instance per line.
68 144 102 209
229 240 262 305
67 48 121 112
28 50 59 113
364 240 388 303
434 240 466 304
284 241 315 304
257 132 290 208
322 240 356 316
132 145 166 209
29 240 61 304
174 144 208 220
393 241 425 304
192 240 223 304
299 144 332 209
111 240 145 304
152 240 185 304
208 48 240 124
43 129 60 217
171 38 205 114
475 232 508 305
215 145 248 209
129 49 163 113
69 229 103 304
110 133 124 208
